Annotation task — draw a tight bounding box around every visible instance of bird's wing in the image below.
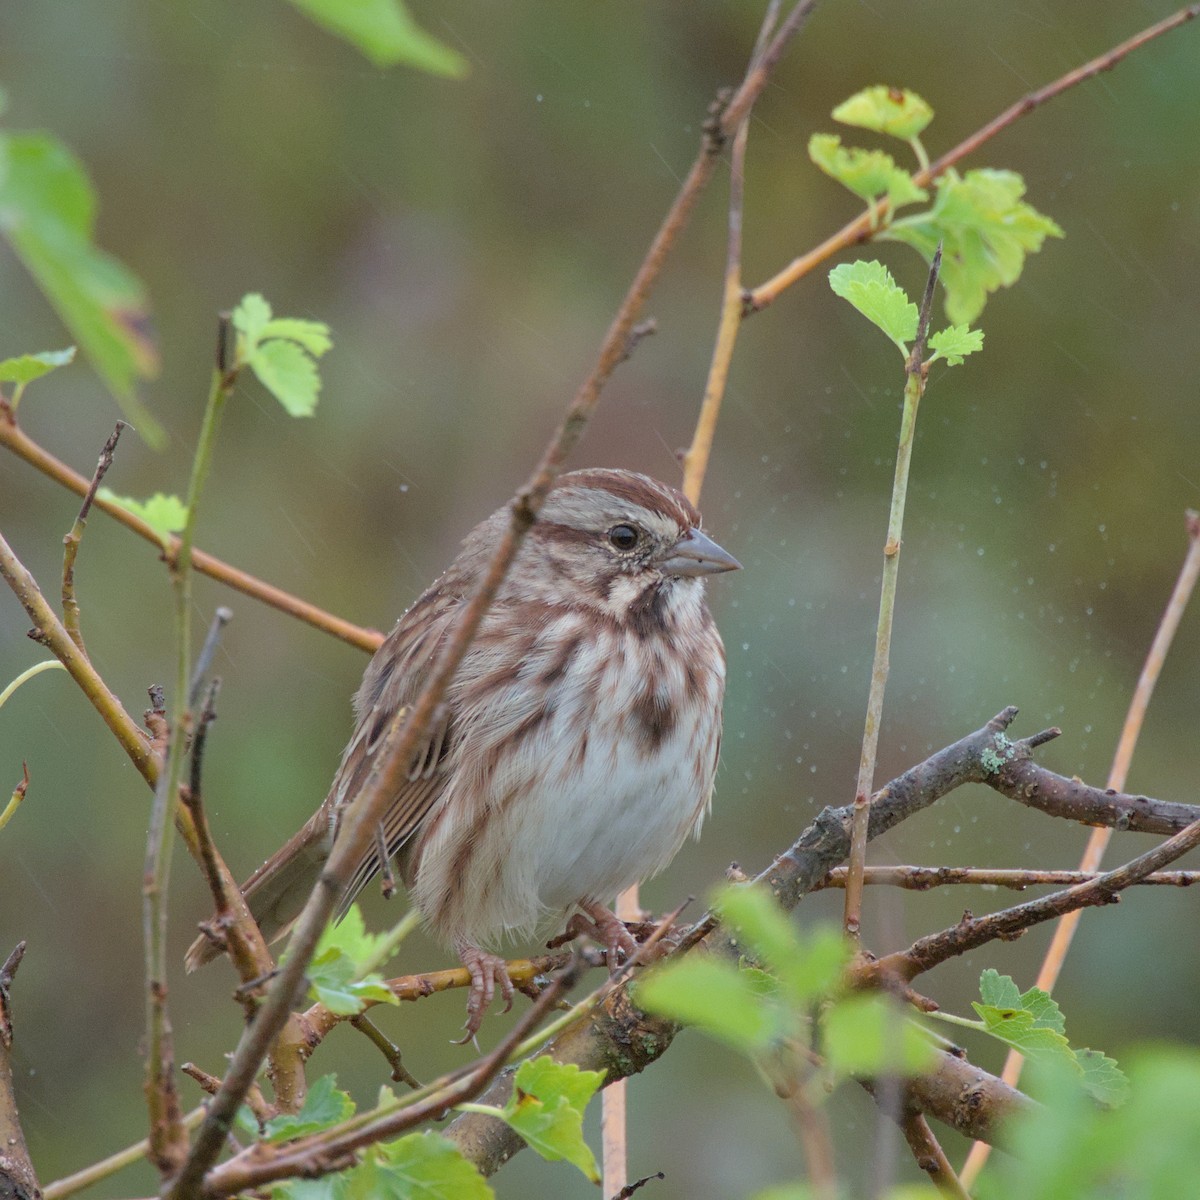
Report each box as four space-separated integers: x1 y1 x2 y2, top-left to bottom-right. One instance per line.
330 589 462 919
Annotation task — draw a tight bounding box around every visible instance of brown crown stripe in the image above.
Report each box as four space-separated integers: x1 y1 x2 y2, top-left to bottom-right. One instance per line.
553 469 700 528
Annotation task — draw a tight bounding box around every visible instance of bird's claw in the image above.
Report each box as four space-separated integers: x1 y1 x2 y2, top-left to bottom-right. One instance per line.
550 901 638 971
453 941 514 1044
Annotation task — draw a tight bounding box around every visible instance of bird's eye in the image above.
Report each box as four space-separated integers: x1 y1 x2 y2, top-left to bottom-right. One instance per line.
607 523 640 551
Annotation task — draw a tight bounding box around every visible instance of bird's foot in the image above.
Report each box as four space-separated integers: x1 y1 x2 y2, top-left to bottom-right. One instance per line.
453 939 514 1044
548 900 638 971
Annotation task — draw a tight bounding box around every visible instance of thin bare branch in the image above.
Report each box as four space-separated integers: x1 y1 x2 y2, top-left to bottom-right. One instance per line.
61 420 126 654
0 943 42 1200
867 817 1200 984
0 405 382 653
817 865 1200 891
898 1112 972 1199
0 528 163 788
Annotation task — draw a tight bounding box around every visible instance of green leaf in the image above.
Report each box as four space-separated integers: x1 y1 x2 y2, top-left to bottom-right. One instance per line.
927 324 983 366
271 1132 492 1200
808 135 927 208
635 955 784 1052
96 490 188 549
305 946 398 1016
239 1074 356 1142
972 971 1127 1106
313 904 390 967
297 911 400 1015
978 969 1063 1032
828 260 917 357
883 168 1063 323
1074 1047 1131 1108
714 885 850 1006
259 317 333 357
490 1058 603 1183
823 994 936 1077
233 292 332 417
232 292 273 346
374 1133 493 1199
249 338 321 417
0 133 161 443
282 0 468 77
832 86 934 139
272 1176 347 1200
0 347 75 385
513 1056 603 1114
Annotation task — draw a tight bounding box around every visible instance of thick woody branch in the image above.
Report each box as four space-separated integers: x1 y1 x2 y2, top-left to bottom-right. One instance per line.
447 709 1047 1169
448 704 1200 1169
991 755 1200 834
0 944 40 1200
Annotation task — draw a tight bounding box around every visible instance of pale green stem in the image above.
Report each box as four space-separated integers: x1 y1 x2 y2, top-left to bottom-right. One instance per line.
0 659 66 708
842 366 923 940
909 135 930 175
144 358 236 1158
42 1107 207 1200
923 1010 985 1034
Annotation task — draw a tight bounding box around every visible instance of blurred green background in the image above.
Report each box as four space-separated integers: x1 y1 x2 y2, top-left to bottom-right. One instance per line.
1 2 1198 1196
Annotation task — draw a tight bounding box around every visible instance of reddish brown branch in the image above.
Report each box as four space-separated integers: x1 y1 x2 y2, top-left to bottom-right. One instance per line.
0 404 382 653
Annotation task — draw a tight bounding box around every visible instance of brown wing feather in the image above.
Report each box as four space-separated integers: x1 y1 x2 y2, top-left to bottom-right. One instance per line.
328 587 462 921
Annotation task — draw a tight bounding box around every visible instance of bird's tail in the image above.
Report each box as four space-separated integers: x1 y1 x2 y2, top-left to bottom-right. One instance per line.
184 804 334 972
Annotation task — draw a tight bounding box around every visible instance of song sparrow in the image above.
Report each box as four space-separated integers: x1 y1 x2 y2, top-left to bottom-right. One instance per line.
187 468 739 1036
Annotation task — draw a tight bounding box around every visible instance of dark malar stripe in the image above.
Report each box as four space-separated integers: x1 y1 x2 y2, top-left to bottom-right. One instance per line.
627 580 673 640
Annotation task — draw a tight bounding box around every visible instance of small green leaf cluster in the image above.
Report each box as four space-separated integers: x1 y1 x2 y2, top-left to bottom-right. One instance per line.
54 292 332 545
811 86 1062 322
828 260 983 366
95 489 189 550
231 293 332 418
635 885 935 1078
978 1048 1200 1200
0 347 75 408
259 1056 603 1198
294 905 401 1016
965 969 1127 1107
237 1074 356 1143
272 1114 492 1200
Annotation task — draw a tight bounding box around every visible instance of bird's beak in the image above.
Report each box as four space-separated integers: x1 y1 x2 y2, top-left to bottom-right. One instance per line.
659 528 741 578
